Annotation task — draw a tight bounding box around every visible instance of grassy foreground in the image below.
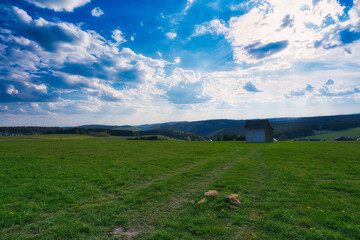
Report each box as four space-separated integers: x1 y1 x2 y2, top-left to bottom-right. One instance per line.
0 136 359 239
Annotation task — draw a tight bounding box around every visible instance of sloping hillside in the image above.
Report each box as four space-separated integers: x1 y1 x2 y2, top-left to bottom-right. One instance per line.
144 114 360 139
150 119 246 136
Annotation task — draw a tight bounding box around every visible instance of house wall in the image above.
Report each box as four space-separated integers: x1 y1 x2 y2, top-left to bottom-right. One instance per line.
245 129 265 143
265 129 274 142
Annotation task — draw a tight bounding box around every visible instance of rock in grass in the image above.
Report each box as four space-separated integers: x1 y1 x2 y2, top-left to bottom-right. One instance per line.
204 190 219 197
196 198 207 204
222 194 240 205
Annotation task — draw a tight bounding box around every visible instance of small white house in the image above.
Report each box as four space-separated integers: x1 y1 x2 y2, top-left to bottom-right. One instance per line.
244 120 274 143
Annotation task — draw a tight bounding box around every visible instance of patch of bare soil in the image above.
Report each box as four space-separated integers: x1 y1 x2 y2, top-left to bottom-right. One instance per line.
113 227 139 239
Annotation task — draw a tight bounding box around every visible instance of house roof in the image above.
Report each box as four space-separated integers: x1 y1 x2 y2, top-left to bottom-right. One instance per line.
244 120 274 130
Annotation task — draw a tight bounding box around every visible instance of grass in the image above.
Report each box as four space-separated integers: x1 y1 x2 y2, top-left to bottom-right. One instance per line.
0 136 359 239
296 127 360 141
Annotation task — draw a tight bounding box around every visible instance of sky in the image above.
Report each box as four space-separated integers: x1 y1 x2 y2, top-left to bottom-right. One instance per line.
0 0 360 126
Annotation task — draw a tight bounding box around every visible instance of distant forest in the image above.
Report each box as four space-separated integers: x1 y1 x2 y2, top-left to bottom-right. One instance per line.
1 113 360 140
145 114 360 140
0 127 202 141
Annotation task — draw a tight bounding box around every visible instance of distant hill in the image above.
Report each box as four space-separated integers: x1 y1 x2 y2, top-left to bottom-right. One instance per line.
141 114 360 139
150 119 246 136
2 113 360 140
298 127 360 141
136 121 188 130
77 125 141 131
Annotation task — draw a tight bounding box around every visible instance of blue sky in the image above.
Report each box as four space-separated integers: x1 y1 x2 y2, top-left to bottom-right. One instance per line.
0 0 360 126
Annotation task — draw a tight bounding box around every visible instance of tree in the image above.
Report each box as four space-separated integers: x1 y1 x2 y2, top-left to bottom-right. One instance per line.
278 134 288 141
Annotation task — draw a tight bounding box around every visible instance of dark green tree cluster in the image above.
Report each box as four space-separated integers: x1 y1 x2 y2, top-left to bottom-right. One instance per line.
214 134 245 141
127 136 163 140
0 127 201 141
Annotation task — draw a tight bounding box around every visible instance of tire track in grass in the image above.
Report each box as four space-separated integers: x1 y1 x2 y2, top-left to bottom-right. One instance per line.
237 147 268 239
140 146 267 239
76 154 232 209
112 146 249 236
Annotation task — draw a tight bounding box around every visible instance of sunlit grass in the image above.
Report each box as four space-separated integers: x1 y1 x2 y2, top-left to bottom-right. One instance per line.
0 138 359 239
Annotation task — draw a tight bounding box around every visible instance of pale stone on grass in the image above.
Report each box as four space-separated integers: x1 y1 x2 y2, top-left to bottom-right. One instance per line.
204 190 219 197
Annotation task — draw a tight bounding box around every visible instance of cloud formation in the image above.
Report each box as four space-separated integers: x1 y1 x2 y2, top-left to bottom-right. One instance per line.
12 6 83 52
191 0 360 66
167 81 210 104
319 86 360 96
1 1 360 125
0 80 60 102
91 7 104 17
1 7 168 109
112 29 126 45
166 32 177 40
285 84 314 98
24 0 90 12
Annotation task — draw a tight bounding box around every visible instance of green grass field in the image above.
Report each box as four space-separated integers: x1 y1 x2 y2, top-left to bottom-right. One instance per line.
1 136 359 239
296 127 360 141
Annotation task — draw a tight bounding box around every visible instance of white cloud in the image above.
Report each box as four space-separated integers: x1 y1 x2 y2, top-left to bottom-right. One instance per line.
12 7 32 23
192 0 351 65
111 29 126 45
2 3 360 124
2 7 168 108
192 19 229 37
24 0 90 12
166 32 177 40
91 7 104 17
7 85 19 95
348 0 360 25
184 0 196 14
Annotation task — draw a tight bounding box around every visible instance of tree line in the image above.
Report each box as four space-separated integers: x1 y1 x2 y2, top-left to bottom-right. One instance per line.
0 127 201 141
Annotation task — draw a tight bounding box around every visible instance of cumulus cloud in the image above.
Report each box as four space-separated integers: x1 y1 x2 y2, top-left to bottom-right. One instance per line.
151 68 212 105
1 7 168 108
166 32 177 40
24 0 90 12
12 6 83 52
91 7 104 17
0 80 60 102
2 2 360 123
111 29 126 45
192 19 228 37
191 0 359 65
319 86 360 96
166 81 211 104
285 84 314 97
174 57 181 64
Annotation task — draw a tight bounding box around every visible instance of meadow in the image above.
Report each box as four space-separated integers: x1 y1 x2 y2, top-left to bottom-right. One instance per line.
299 127 360 141
0 135 359 239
